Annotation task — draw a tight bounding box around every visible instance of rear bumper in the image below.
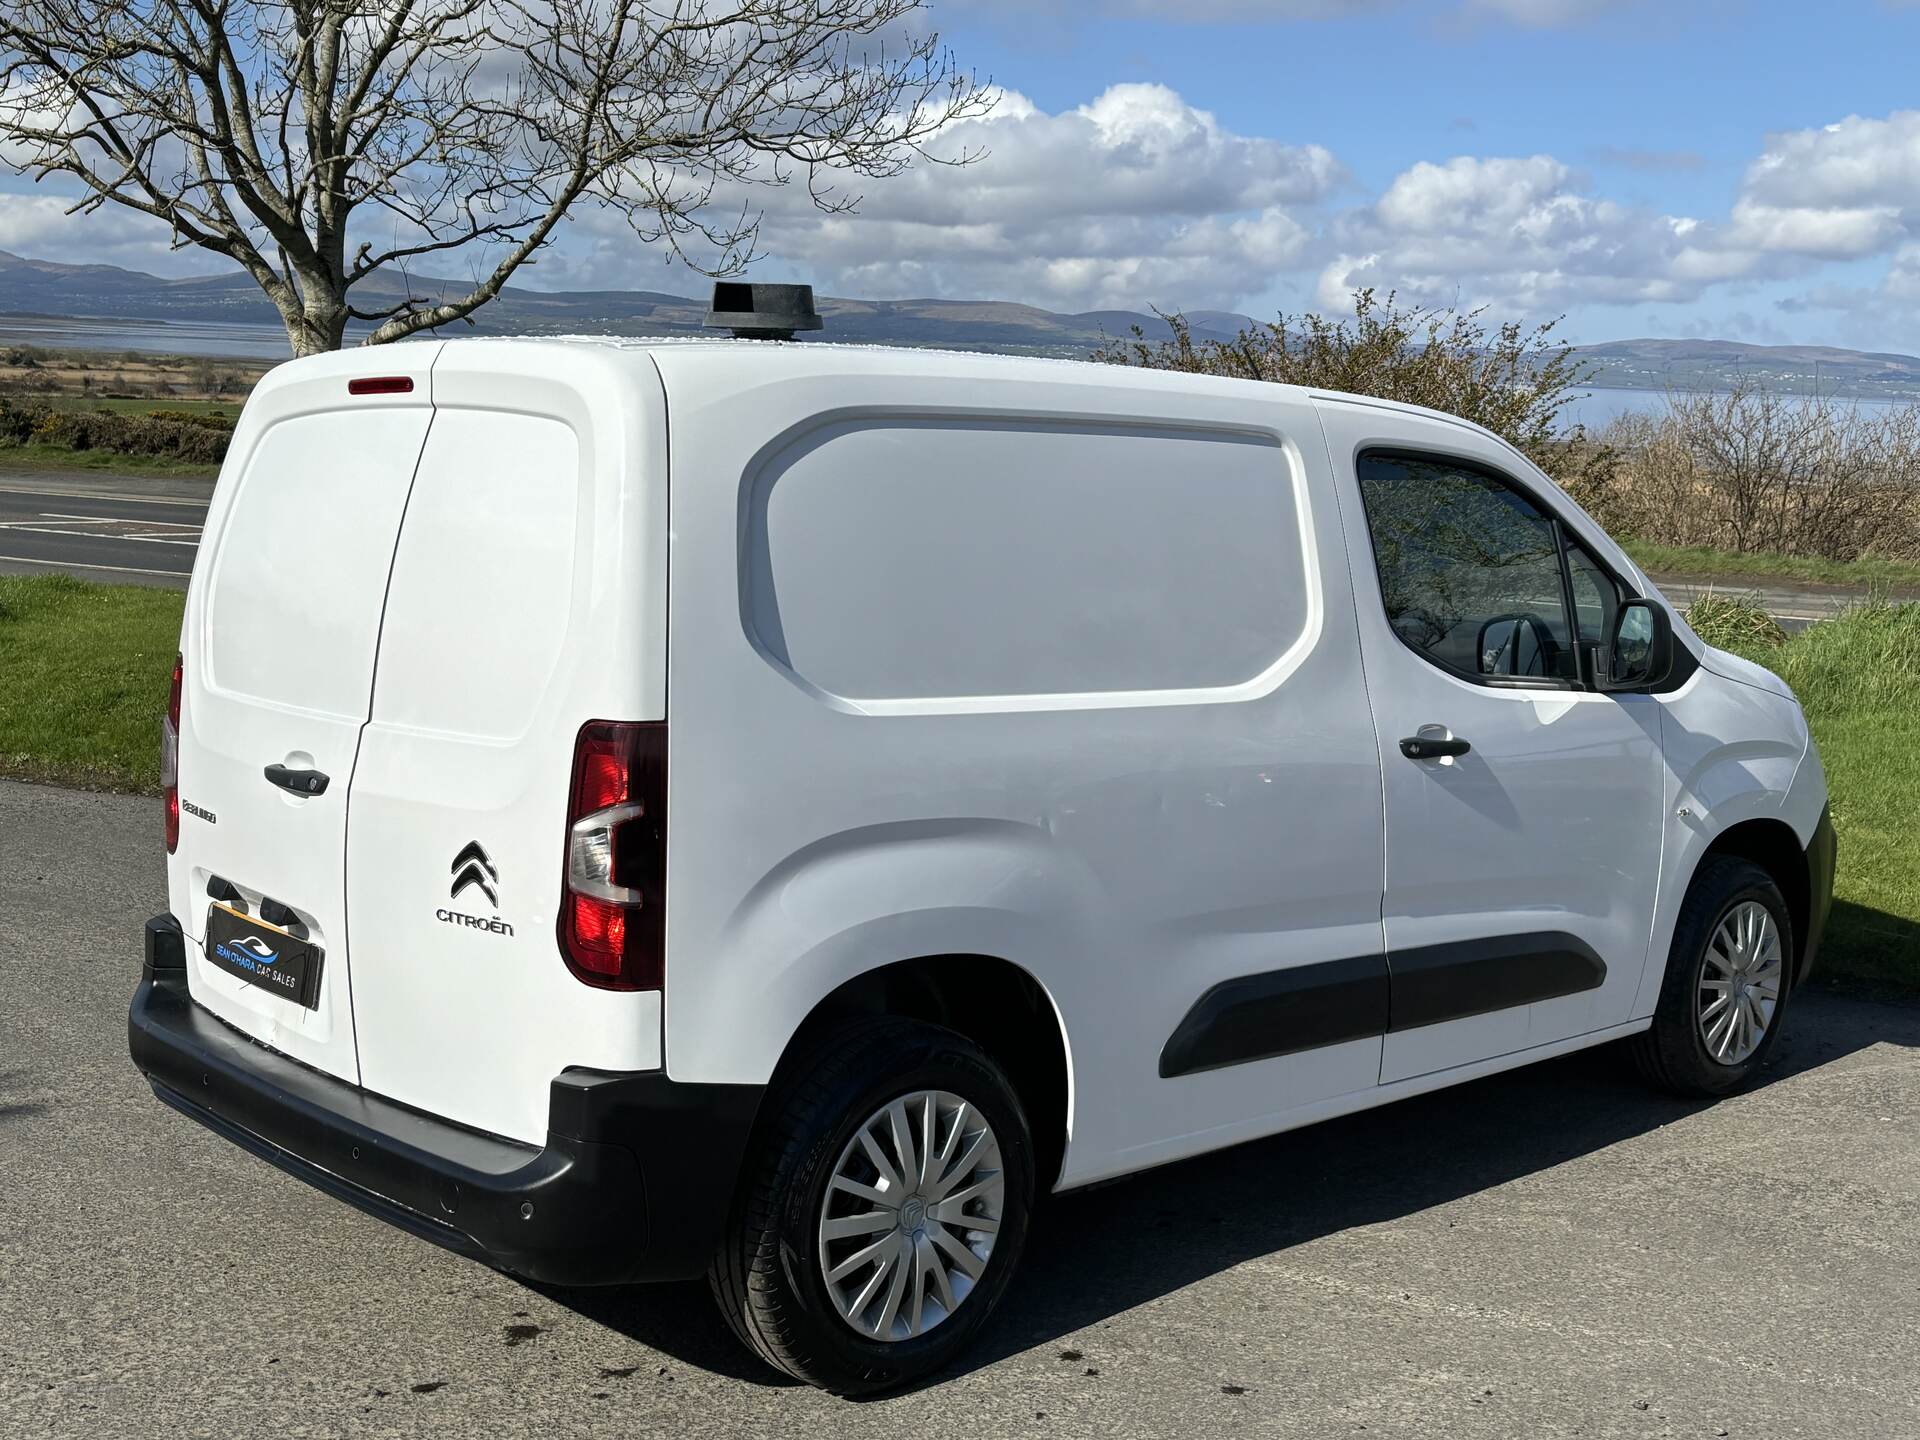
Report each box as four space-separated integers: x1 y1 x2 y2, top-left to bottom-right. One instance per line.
129 914 761 1286
1800 804 1838 984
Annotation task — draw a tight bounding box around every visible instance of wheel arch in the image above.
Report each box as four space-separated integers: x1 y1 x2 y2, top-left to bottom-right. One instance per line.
1698 817 1813 984
772 953 1075 1192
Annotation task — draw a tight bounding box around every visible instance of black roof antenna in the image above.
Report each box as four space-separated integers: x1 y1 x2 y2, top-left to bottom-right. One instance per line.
704 282 824 341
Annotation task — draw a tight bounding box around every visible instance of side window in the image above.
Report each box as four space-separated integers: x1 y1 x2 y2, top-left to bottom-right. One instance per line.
1355 451 1576 685
1566 543 1620 648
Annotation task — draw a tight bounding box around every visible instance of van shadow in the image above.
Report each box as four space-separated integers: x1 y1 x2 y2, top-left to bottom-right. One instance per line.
545 985 1918 1392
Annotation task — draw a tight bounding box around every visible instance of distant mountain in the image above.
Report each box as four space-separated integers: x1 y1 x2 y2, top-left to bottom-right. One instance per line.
0 250 1251 357
8 251 1919 392
1571 337 1920 397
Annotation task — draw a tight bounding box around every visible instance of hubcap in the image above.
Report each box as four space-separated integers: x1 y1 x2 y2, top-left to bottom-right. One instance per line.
1697 900 1783 1066
817 1089 1004 1342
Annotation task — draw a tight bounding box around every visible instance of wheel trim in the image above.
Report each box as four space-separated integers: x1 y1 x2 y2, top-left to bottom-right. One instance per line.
817 1090 1004 1342
1698 900 1782 1067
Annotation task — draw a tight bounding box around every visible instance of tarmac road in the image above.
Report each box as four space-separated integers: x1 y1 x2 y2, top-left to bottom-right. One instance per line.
0 473 206 588
1 778 1917 1438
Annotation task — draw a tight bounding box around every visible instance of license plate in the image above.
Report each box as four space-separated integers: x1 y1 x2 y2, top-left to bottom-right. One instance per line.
204 903 323 1009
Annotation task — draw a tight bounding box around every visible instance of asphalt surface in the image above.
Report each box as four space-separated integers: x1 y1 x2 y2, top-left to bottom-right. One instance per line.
0 473 206 588
2 778 1917 1437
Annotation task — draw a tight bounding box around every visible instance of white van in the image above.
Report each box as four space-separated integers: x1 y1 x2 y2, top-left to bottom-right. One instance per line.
131 298 1835 1394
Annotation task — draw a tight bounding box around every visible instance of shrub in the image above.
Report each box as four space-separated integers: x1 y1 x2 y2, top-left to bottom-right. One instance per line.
143 409 234 430
1591 384 1920 563
1091 288 1613 493
0 397 230 463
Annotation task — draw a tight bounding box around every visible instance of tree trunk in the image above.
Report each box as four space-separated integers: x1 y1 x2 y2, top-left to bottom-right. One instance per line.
281 291 350 357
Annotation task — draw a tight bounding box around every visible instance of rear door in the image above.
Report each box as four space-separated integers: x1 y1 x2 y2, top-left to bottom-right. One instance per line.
344 344 668 1145
171 347 440 1082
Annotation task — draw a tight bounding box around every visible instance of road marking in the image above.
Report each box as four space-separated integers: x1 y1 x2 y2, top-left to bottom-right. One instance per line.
0 481 210 508
0 551 186 579
0 521 201 546
29 513 203 545
40 511 202 529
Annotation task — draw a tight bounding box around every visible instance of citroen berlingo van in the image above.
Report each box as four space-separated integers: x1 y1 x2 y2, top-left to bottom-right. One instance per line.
130 289 1835 1394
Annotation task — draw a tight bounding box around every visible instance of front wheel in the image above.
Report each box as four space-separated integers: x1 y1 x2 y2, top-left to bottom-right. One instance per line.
709 1017 1035 1394
1631 857 1795 1097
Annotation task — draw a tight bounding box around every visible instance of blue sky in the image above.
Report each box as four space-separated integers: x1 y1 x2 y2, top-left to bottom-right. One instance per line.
9 0 1920 349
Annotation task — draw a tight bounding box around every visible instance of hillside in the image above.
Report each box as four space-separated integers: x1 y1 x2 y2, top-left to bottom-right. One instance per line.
0 250 1250 356
6 251 1919 391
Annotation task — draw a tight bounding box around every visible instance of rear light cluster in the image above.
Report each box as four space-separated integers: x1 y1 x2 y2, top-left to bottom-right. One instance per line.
558 721 667 991
162 652 183 853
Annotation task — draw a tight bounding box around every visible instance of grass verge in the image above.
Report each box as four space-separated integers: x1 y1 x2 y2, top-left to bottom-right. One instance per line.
1690 597 1920 991
1626 539 1920 592
0 443 219 479
0 574 182 791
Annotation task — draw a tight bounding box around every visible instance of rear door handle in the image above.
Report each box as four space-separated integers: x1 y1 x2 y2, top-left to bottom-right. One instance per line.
264 763 330 796
1399 735 1471 760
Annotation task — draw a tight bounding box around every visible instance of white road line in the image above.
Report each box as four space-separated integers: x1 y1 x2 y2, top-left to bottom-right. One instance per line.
0 551 186 579
0 481 209 508
0 523 199 546
40 511 202 529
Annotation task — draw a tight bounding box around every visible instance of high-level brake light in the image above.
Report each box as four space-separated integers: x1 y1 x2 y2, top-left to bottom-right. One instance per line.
347 376 414 396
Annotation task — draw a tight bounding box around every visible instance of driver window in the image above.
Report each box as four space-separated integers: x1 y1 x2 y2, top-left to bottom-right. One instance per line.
1356 451 1576 684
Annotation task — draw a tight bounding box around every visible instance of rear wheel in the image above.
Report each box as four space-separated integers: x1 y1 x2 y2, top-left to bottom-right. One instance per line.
709 1017 1034 1394
1631 857 1794 1097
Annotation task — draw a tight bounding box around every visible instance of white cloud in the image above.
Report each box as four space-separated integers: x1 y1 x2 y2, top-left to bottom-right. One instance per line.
568 83 1339 311
1741 111 1920 213
1317 154 1759 314
0 190 224 271
1715 111 1920 267
18 70 1920 344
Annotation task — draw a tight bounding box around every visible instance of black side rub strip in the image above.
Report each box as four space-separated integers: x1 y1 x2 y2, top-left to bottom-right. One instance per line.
1159 931 1606 1079
1387 932 1606 1031
1158 955 1389 1078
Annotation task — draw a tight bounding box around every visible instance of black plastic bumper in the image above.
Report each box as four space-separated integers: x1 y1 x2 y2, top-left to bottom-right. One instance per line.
129 914 762 1286
1801 804 1838 984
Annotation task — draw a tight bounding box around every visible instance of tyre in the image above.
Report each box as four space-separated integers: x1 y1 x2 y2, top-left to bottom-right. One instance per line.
709 1016 1035 1394
1631 857 1795 1098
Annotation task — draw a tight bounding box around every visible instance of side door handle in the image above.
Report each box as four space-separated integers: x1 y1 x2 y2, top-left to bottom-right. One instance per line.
1399 735 1471 761
264 763 330 796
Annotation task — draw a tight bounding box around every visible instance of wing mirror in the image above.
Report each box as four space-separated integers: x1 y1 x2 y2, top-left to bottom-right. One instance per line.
1598 599 1674 691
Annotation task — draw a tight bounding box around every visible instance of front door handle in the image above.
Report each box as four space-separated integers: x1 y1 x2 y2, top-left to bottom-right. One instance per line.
1399 735 1471 760
264 763 330 796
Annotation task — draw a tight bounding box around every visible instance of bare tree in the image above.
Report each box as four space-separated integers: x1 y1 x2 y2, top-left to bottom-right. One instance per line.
1 0 988 355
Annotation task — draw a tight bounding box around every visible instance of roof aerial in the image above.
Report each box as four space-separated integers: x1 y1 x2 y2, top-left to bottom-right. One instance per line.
703 282 824 342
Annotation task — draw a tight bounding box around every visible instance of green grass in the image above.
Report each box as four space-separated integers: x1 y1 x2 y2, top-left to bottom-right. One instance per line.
1690 597 1920 991
0 575 183 791
0 443 219 479
1626 539 1920 592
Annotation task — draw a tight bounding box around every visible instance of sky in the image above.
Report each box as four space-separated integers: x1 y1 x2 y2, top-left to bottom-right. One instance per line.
9 0 1920 349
